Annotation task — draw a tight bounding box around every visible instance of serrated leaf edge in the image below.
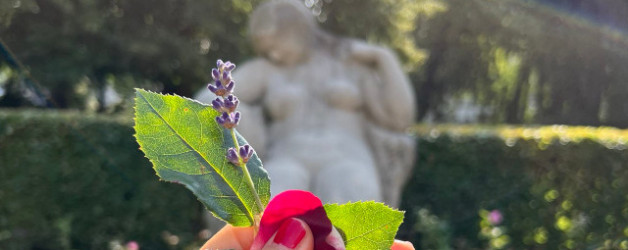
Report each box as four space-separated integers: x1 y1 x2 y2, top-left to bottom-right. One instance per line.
133 88 256 223
324 201 405 249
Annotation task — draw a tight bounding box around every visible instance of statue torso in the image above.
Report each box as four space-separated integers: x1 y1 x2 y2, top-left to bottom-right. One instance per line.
261 52 375 161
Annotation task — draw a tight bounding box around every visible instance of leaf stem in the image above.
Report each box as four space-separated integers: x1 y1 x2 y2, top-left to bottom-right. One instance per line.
230 128 265 228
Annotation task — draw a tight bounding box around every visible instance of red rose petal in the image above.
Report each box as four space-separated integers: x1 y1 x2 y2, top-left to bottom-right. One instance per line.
251 190 338 250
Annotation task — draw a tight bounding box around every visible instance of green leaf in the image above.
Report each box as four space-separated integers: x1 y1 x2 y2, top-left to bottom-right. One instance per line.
324 202 404 250
133 88 270 226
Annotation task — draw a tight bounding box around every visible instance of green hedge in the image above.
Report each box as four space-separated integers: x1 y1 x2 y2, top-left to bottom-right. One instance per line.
2 110 628 249
400 125 628 249
0 110 205 249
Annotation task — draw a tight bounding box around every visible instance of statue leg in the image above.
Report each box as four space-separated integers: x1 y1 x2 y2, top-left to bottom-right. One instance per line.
264 156 311 197
313 160 382 204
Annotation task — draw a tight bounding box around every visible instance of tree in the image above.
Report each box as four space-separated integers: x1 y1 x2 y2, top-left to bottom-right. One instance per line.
0 0 263 109
409 0 628 127
2 0 627 127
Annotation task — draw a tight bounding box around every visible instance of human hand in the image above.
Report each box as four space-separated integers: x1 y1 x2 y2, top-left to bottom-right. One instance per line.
201 218 415 250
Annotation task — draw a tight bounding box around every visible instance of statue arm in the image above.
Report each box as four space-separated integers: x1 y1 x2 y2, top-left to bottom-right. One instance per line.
232 58 271 104
347 41 417 206
349 40 416 131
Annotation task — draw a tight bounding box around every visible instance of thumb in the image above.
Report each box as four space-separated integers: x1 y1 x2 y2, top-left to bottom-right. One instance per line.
201 225 256 250
262 218 314 250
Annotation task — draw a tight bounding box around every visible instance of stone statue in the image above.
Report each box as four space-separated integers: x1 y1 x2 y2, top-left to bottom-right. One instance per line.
196 0 416 206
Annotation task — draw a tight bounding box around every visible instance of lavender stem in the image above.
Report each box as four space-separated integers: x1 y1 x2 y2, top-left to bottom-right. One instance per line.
230 128 264 227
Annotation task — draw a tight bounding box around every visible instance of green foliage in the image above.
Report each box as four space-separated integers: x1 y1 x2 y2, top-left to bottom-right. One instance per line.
4 0 627 127
478 209 511 249
411 0 628 127
314 0 628 127
133 89 269 226
0 0 264 108
324 202 404 250
3 110 628 249
413 208 452 250
0 109 205 249
400 124 628 249
316 0 428 69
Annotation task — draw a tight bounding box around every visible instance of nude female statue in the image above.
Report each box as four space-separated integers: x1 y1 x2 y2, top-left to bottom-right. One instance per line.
196 0 416 206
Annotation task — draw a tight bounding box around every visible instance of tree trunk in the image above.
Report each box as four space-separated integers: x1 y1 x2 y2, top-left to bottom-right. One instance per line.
505 64 529 124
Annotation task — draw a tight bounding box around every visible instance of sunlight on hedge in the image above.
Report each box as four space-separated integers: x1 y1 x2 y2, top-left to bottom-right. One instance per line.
404 123 628 249
413 124 628 150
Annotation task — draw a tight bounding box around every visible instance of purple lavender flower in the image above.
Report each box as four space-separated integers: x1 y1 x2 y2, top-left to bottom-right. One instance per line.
223 95 239 112
210 59 256 168
211 96 238 113
215 111 240 129
227 147 240 165
207 60 236 97
239 144 254 163
217 59 236 71
488 210 503 225
207 80 235 97
211 98 225 112
226 145 255 166
212 68 220 80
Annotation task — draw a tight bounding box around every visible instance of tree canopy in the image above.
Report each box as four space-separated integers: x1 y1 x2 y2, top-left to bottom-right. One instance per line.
1 0 627 127
0 0 262 109
410 0 628 127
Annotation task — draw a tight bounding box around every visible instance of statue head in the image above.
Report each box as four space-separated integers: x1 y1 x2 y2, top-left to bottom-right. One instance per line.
249 0 318 66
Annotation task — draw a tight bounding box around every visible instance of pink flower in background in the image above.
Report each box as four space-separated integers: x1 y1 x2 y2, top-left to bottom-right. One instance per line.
125 241 139 250
488 210 503 225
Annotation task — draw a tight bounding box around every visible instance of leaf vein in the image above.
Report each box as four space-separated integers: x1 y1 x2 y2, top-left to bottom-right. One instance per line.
346 217 399 243
137 92 255 223
159 150 194 156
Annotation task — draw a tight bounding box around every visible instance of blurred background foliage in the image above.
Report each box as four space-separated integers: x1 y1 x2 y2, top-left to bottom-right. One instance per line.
2 110 628 249
1 0 627 127
402 124 628 249
0 110 205 249
2 0 628 249
0 0 264 110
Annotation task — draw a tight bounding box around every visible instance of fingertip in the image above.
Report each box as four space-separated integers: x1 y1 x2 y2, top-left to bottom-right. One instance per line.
326 226 345 250
263 218 313 250
391 240 415 250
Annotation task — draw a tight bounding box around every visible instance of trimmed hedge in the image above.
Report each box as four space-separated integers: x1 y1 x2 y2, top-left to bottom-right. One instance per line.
0 110 205 249
1 110 628 249
400 125 628 249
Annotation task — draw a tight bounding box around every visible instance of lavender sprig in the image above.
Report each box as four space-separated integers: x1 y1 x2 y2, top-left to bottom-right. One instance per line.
208 59 264 225
208 60 236 97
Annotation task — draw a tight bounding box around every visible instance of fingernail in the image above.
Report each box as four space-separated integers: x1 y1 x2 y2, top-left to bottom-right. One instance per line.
273 218 306 248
